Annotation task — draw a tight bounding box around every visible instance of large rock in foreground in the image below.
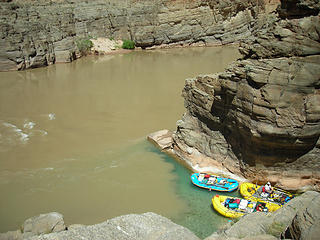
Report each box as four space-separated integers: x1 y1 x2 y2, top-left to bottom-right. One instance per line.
0 212 199 240
22 212 66 238
0 212 66 240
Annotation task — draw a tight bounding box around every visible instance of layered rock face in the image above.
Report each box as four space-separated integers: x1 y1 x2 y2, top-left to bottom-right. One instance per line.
174 0 320 190
0 0 266 71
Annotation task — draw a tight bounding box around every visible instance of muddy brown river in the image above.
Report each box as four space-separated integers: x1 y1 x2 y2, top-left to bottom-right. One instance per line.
0 46 240 236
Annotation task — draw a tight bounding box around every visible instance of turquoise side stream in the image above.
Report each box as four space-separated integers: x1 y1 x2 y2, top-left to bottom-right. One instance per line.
146 142 241 239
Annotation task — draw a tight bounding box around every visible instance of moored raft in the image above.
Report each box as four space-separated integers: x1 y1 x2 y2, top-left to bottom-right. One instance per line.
240 182 295 207
191 173 239 192
212 195 280 218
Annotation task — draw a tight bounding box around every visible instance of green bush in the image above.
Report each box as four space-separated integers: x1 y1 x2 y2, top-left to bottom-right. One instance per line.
76 37 94 55
122 39 135 49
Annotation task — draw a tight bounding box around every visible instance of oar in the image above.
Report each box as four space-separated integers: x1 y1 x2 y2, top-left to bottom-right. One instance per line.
274 188 293 197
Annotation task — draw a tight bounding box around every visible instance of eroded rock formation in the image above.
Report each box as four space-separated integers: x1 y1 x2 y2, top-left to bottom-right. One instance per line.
0 0 268 71
173 0 320 190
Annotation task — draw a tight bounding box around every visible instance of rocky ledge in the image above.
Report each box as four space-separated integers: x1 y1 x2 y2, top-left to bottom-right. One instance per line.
1 191 319 240
148 129 247 182
155 0 320 191
0 212 199 240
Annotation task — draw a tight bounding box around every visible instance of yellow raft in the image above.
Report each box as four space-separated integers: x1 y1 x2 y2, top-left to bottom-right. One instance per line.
212 195 245 218
212 195 279 218
240 182 294 209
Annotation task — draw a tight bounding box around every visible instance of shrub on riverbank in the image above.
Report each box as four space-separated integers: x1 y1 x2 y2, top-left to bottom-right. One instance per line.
122 39 135 49
76 37 94 55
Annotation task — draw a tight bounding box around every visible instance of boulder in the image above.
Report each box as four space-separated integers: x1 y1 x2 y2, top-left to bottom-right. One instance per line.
1 212 198 240
288 192 320 240
25 212 199 240
0 230 22 240
22 212 66 237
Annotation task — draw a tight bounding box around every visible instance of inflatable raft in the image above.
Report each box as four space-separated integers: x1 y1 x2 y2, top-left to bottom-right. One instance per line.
240 182 295 207
191 173 239 192
212 195 279 218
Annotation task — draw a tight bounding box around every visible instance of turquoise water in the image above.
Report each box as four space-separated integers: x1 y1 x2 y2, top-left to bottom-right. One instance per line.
145 142 241 239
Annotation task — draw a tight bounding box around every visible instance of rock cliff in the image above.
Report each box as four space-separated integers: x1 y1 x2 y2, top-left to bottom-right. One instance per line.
0 0 268 71
173 0 320 190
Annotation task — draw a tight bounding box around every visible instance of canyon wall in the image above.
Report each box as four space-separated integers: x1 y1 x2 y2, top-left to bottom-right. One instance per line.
173 0 320 190
0 0 268 71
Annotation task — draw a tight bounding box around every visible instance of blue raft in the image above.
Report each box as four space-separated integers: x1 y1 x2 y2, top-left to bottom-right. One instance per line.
191 173 239 192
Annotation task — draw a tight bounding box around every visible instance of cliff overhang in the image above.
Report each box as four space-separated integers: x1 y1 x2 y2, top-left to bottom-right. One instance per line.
169 0 320 191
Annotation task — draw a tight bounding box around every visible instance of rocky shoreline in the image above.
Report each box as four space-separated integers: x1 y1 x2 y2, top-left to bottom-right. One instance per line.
1 191 319 240
0 0 274 71
148 129 247 182
0 212 199 240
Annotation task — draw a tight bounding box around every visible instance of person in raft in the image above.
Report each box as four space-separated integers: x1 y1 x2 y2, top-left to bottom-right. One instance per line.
263 182 273 194
218 179 227 184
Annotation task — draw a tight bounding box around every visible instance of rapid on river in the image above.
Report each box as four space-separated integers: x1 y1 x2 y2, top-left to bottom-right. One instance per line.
0 46 240 238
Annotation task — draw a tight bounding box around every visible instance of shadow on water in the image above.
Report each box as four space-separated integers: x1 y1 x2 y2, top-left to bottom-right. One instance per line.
145 142 241 239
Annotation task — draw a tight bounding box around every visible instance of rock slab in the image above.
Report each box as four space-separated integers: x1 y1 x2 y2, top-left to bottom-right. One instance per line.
0 212 200 240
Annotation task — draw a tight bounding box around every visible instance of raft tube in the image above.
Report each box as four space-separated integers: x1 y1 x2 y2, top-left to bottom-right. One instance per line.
212 195 279 218
191 173 239 192
240 182 294 208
